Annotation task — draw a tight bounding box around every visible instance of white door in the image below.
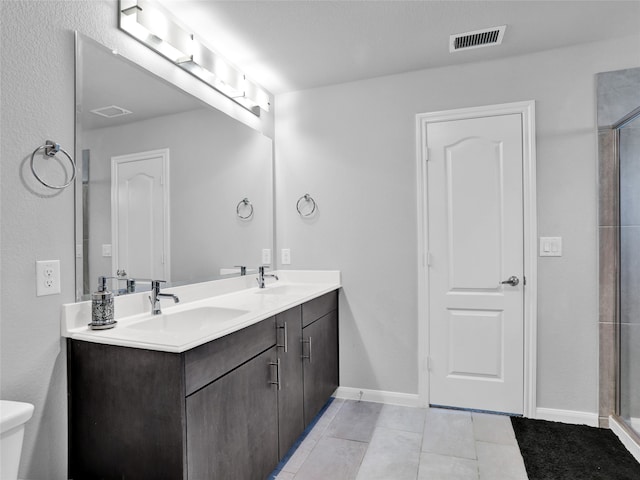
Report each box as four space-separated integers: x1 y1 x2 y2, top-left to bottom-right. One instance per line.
112 149 170 282
427 114 524 415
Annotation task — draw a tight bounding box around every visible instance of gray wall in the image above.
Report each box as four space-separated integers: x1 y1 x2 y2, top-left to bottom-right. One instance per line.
275 35 640 412
0 2 273 478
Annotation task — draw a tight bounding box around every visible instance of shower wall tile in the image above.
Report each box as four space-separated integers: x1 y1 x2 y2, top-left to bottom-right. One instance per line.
597 67 640 127
620 323 640 420
598 129 618 227
599 226 618 324
620 226 640 325
599 321 616 423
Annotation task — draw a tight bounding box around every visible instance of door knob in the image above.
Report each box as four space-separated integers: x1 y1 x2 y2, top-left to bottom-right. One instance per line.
501 276 520 287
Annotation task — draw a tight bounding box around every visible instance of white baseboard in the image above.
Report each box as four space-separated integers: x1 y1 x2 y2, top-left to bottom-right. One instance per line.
610 416 640 463
334 387 421 407
332 392 602 428
535 407 599 427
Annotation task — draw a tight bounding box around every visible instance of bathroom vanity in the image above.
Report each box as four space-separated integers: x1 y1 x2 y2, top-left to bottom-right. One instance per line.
63 271 340 479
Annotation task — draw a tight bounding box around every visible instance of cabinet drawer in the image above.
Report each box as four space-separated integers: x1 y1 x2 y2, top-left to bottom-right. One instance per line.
302 290 338 328
184 317 276 395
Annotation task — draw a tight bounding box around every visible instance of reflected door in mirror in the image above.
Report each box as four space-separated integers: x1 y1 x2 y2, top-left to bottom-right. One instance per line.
112 149 170 281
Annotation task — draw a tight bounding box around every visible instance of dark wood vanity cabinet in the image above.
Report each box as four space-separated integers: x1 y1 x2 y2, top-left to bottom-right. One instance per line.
67 290 339 480
183 318 279 480
302 309 339 425
186 347 279 479
275 290 339 454
275 305 305 456
68 341 187 479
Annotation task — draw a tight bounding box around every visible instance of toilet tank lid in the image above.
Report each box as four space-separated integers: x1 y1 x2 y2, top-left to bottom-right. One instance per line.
0 400 34 434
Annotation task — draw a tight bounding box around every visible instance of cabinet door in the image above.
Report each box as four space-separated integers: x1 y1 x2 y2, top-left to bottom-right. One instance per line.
68 340 185 480
186 347 279 480
276 306 304 457
302 310 339 425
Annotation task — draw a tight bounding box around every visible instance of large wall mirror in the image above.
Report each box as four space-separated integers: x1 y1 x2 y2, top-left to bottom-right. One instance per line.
75 34 273 300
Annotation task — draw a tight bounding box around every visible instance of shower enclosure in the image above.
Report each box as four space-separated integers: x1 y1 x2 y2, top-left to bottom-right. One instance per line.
618 107 640 438
597 67 640 455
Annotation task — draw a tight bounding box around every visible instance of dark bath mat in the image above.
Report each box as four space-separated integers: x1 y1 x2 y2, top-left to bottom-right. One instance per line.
511 416 640 480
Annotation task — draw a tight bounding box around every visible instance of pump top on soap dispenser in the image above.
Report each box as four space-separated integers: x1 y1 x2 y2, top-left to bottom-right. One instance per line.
89 276 116 330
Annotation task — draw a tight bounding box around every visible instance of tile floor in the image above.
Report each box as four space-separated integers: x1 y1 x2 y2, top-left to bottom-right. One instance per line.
271 398 528 480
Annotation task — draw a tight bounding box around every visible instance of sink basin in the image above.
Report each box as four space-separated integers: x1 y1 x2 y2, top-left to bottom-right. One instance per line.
255 285 318 296
126 307 249 333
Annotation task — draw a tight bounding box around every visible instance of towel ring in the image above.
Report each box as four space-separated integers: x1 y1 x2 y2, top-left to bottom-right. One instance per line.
296 194 317 217
30 140 76 190
236 197 254 219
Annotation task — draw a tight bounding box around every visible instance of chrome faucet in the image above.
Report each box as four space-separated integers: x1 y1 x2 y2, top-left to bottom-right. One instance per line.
149 280 179 315
257 266 278 289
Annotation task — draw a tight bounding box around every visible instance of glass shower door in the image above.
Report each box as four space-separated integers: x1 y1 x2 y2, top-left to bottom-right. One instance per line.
619 111 640 437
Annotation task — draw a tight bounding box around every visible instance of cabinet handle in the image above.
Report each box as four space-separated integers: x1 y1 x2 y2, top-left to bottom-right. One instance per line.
269 358 281 390
301 337 312 363
277 322 288 353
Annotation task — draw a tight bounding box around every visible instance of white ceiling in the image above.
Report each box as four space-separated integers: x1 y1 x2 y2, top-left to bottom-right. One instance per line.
159 0 640 96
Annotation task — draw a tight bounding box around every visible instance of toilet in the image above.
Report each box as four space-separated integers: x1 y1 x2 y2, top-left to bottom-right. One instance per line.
1 400 34 480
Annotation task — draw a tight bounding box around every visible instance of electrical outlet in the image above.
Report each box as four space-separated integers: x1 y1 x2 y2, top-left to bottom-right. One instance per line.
281 248 291 265
36 259 61 296
262 248 271 265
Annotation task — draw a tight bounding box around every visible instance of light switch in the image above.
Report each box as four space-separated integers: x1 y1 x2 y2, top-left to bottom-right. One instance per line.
539 237 562 257
102 244 112 257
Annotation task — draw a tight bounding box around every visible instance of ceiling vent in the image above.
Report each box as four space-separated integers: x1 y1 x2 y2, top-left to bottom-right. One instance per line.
90 105 132 118
449 25 506 53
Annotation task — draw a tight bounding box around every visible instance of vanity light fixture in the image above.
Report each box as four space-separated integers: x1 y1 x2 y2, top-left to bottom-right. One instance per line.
118 0 271 115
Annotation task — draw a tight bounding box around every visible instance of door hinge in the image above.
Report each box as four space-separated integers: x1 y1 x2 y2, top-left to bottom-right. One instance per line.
427 356 432 371
426 252 433 267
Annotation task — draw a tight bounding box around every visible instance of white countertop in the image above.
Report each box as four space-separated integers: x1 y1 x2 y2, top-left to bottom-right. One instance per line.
61 270 341 353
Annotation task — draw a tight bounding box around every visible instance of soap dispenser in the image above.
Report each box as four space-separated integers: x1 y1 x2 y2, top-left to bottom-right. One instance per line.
89 276 116 330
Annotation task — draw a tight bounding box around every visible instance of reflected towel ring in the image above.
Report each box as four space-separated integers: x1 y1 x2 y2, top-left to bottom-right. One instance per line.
296 194 317 217
30 140 77 190
236 197 254 219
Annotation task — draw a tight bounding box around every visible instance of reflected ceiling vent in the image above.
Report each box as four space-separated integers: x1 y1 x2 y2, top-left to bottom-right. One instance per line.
90 105 132 118
450 25 506 53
